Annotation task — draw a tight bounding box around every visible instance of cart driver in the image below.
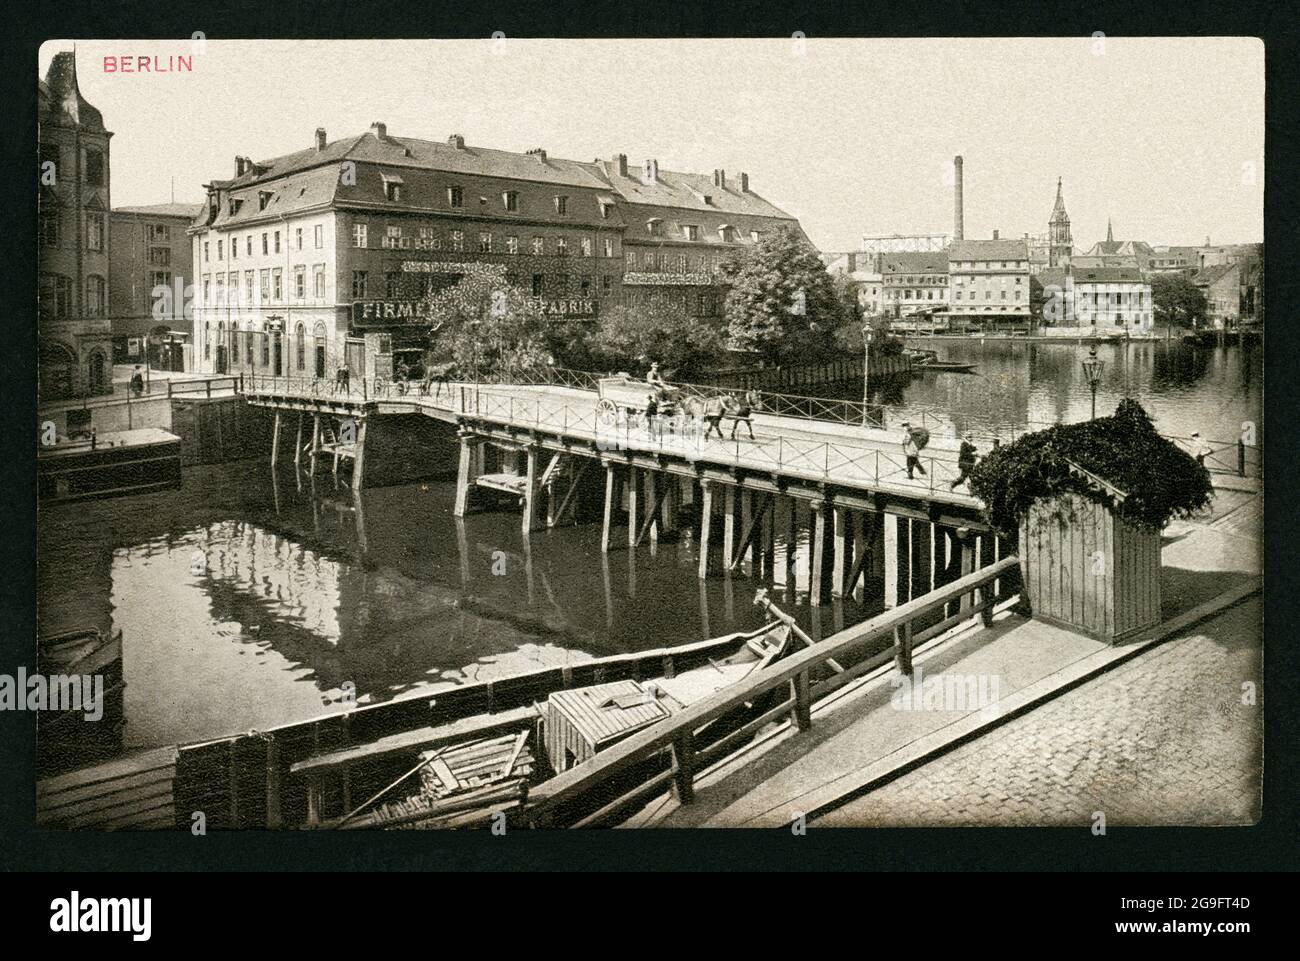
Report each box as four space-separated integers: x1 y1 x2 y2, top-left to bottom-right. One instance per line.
646 362 667 392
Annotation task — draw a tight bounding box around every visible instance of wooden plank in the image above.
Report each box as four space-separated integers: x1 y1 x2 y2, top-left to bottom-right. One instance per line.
38 745 178 797
38 766 174 811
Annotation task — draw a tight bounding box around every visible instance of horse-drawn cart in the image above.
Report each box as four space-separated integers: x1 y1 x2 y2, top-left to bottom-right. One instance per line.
595 375 686 428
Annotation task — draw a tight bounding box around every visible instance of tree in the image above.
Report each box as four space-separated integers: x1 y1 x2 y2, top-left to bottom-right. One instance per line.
421 264 551 379
589 297 727 381
1150 273 1207 330
720 225 847 365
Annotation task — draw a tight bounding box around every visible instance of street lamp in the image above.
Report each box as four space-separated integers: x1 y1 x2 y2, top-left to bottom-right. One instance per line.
1081 345 1105 420
861 322 873 426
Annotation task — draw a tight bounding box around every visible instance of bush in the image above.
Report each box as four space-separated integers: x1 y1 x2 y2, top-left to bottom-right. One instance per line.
968 398 1213 536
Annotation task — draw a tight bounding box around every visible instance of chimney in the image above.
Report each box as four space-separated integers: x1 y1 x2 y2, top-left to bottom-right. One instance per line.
448 133 465 149
847 252 857 272
953 155 964 241
615 153 628 177
370 121 387 140
235 156 246 177
713 169 726 189
739 172 749 193
527 147 547 163
993 229 999 240
315 127 327 151
643 159 659 185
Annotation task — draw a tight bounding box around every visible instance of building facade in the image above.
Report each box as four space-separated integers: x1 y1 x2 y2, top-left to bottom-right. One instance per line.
946 237 1031 327
880 251 949 318
822 252 883 315
190 125 804 377
108 203 204 369
38 51 115 399
1037 266 1153 333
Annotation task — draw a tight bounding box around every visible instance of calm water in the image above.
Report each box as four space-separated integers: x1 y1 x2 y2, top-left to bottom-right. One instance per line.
36 340 1261 758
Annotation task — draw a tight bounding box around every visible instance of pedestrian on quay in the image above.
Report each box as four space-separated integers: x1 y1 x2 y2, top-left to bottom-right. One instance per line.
1188 431 1213 466
950 431 979 490
129 366 145 397
901 421 930 479
702 393 726 440
728 392 755 440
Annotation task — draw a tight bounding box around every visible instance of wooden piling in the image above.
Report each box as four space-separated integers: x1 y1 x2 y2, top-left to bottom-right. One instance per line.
294 412 303 469
723 486 737 570
645 471 659 545
809 500 827 606
697 481 714 578
309 413 320 473
626 467 639 547
270 409 282 466
601 465 617 553
351 417 368 490
521 445 541 534
786 496 799 593
453 437 475 518
832 506 850 599
739 488 754 569
885 513 901 608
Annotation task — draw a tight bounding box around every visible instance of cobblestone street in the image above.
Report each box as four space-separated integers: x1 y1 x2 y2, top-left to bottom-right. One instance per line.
817 595 1262 828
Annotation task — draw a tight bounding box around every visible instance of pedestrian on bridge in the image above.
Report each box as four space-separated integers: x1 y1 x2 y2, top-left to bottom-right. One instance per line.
950 432 979 490
901 421 929 479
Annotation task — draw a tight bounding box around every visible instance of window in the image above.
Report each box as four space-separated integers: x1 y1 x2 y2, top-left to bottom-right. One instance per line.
203 241 210 263
296 323 306 371
151 270 170 291
448 186 463 208
261 331 270 366
580 275 591 295
684 225 698 241
295 228 303 251
39 207 60 246
604 238 614 258
84 275 106 317
259 269 270 303
149 223 170 242
84 149 105 186
626 251 636 268
244 271 254 303
352 223 367 248
556 238 568 256
720 226 735 243
531 237 544 256
451 230 464 252
294 266 306 299
274 231 281 254
259 191 272 211
262 232 269 255
217 240 224 261
385 271 401 298
503 191 518 211
581 238 592 257
352 270 368 298
246 236 252 256
479 232 493 253
506 235 518 255
272 268 283 302
554 195 568 215
215 274 226 306
39 274 72 318
602 275 612 294
750 230 760 243
385 181 402 202
532 274 543 296
313 265 325 299
230 236 238 260
314 225 323 248
1000 290 1007 300
647 219 662 237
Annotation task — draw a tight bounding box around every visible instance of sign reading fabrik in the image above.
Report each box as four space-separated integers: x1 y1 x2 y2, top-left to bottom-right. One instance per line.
352 298 596 327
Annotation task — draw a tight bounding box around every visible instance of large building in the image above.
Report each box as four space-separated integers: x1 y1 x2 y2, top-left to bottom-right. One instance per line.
880 250 948 318
1047 177 1073 268
189 125 805 378
1037 265 1153 333
946 236 1031 328
38 52 115 399
109 203 204 369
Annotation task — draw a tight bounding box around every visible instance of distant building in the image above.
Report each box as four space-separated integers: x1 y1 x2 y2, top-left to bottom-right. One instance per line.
38 51 114 399
946 236 1030 328
109 203 204 369
1196 241 1262 271
1145 245 1199 274
823 251 883 316
1047 177 1073 268
1073 220 1155 270
881 250 948 318
1037 265 1153 333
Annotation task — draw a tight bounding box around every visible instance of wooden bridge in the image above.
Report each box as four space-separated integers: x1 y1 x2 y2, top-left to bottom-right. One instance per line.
240 371 1013 608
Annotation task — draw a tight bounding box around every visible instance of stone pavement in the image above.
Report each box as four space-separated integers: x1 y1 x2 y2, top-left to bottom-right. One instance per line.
816 595 1261 827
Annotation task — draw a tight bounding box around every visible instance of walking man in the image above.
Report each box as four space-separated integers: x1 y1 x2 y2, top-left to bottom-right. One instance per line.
950 431 978 490
643 392 660 439
901 421 929 479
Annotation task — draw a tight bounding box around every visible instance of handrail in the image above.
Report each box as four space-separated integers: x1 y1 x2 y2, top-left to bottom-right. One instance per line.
525 554 1020 826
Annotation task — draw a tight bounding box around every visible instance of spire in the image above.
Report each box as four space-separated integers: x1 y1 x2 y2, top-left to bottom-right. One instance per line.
1107 218 1114 243
1050 176 1068 222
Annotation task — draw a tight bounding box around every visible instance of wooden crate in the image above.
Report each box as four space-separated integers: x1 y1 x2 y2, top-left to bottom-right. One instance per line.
1019 493 1161 642
544 680 670 773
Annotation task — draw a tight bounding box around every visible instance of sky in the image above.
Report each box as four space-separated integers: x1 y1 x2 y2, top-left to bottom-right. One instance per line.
40 37 1264 252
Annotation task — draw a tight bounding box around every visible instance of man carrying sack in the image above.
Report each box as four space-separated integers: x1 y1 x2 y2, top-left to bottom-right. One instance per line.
900 421 930 479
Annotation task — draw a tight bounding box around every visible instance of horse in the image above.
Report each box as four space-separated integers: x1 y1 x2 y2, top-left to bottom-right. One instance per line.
421 361 457 399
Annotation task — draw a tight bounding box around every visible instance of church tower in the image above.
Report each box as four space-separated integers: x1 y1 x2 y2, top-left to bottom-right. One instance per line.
1048 177 1072 268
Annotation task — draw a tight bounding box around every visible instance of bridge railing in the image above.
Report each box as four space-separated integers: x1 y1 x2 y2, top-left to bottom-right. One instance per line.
525 555 1021 828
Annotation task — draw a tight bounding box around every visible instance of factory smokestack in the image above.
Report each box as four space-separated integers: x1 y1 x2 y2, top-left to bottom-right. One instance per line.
953 155 964 241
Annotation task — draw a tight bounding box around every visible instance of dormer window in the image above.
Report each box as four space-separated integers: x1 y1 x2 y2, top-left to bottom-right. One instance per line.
503 191 519 212
448 186 463 208
684 225 699 241
381 172 404 202
258 191 272 211
647 218 662 237
750 230 760 243
228 198 244 216
719 225 735 243
554 195 568 215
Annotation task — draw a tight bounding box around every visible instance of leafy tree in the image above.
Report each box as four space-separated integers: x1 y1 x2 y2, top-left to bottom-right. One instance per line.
720 225 846 365
421 264 552 379
1150 273 1207 329
589 297 727 381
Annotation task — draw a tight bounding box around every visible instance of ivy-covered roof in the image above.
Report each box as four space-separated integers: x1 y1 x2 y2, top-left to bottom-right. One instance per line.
968 398 1213 534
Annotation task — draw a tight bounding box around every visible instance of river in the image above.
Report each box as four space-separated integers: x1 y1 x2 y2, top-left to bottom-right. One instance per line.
35 339 1261 762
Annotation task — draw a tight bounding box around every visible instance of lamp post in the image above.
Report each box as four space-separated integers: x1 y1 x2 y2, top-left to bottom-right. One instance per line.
1081 345 1105 420
861 322 873 426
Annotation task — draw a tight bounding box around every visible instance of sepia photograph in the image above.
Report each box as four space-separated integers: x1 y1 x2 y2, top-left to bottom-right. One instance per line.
28 32 1266 844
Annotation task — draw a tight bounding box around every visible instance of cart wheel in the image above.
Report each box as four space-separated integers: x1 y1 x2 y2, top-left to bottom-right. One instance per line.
596 398 617 427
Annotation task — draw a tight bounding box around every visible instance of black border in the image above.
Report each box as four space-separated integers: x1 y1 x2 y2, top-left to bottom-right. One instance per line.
2 0 1296 873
